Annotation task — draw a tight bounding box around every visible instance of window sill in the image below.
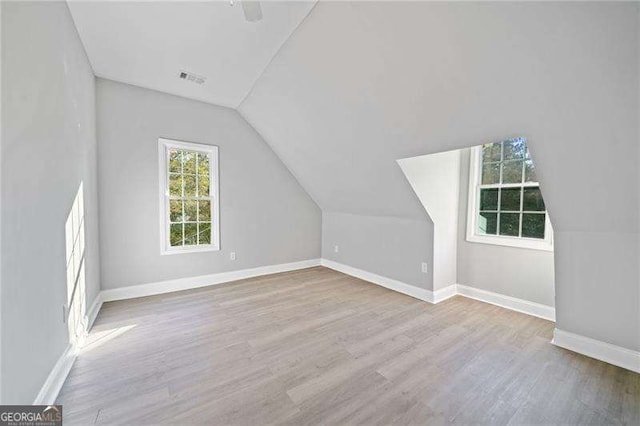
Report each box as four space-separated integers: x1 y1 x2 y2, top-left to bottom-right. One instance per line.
466 234 553 252
161 245 220 255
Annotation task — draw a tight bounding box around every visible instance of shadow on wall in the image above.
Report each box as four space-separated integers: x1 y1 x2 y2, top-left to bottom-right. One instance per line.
65 182 87 346
397 137 556 308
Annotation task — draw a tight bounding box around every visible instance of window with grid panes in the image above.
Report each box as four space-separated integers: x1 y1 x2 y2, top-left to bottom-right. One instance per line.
159 138 219 254
466 138 553 251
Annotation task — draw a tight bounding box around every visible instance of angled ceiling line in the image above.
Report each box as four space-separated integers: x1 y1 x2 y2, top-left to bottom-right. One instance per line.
67 0 317 108
237 109 323 211
92 72 239 110
65 0 96 77
236 0 319 109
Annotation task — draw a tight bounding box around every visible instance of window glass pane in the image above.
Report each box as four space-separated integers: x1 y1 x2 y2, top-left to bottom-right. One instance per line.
522 213 546 239
169 150 182 173
500 188 521 211
184 200 197 222
502 160 523 183
471 138 550 244
184 223 198 245
499 213 520 236
169 174 182 197
170 223 183 246
169 200 183 222
184 175 197 197
198 222 211 245
480 188 498 210
503 138 526 160
482 143 501 163
524 159 537 182
198 175 210 197
478 212 497 235
198 200 211 221
523 187 545 211
163 142 217 251
482 162 500 185
183 151 196 174
197 152 210 176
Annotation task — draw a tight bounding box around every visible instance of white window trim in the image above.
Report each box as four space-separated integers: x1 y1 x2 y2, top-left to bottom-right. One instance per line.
466 145 553 252
158 138 220 255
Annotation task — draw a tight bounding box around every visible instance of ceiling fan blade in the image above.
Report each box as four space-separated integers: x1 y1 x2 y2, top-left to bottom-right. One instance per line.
241 1 263 22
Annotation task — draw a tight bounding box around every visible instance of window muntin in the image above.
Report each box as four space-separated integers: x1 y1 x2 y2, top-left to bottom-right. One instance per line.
159 139 219 254
467 137 552 251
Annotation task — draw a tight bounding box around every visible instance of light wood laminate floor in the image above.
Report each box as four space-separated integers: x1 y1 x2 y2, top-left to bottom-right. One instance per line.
58 267 639 425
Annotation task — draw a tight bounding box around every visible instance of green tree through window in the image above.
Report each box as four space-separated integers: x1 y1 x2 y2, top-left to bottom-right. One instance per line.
160 138 219 254
168 149 213 247
477 138 547 240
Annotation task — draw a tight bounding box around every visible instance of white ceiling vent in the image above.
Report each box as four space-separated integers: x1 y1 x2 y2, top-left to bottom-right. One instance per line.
178 70 206 85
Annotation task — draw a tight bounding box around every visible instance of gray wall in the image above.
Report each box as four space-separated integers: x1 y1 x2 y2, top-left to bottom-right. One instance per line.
1 1 4 405
457 149 555 307
96 79 321 290
241 1 639 352
321 212 432 290
1 1 101 403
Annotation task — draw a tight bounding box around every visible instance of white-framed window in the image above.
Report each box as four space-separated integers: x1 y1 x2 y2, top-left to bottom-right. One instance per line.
466 137 553 251
158 138 220 255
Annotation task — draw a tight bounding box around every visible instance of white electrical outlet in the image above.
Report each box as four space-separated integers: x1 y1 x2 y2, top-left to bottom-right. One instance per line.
230 252 236 261
334 245 339 253
421 262 428 273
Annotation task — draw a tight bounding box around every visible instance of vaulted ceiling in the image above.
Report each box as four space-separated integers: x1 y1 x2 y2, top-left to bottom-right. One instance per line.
239 1 639 232
67 0 316 108
68 0 639 233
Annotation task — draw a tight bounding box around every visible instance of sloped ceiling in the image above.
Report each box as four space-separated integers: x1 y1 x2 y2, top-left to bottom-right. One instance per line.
67 0 316 108
240 1 639 232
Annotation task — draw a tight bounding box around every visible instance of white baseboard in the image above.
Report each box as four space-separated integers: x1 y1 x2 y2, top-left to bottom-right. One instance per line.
318 260 555 322
320 259 432 302
34 258 321 405
34 291 104 405
101 258 321 302
84 292 104 333
318 260 554 320
35 258 634 406
430 284 458 304
321 261 640 373
456 284 555 321
552 329 640 373
33 344 77 405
